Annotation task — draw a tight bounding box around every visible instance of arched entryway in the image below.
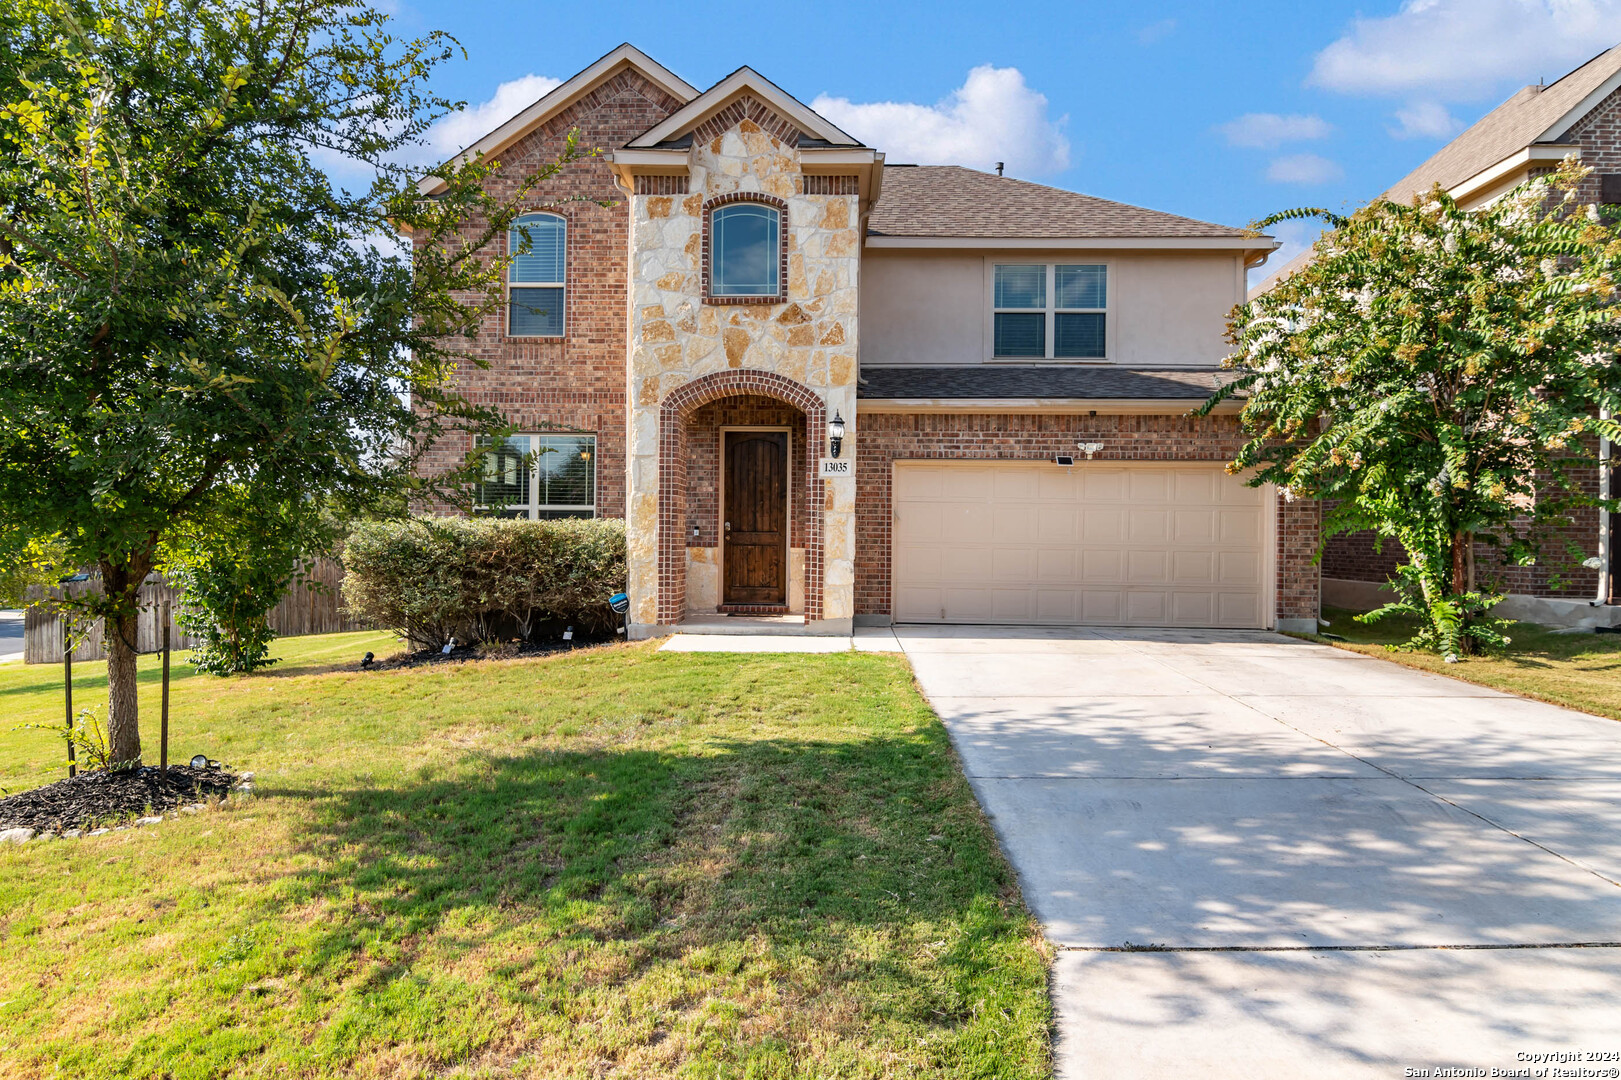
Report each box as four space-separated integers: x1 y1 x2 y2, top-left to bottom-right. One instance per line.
658 370 826 625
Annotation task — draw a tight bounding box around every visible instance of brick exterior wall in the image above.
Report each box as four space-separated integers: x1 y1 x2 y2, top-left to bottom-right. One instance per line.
414 69 685 518
684 395 810 550
854 411 1320 623
1323 452 1606 600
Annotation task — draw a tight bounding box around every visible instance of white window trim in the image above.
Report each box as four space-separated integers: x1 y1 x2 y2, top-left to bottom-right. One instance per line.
475 433 598 518
507 212 566 339
983 259 1113 363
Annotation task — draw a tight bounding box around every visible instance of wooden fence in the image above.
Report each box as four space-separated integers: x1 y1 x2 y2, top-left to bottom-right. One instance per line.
22 559 366 664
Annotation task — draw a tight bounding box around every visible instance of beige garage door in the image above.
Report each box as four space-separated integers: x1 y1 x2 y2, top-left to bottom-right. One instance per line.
893 462 1270 628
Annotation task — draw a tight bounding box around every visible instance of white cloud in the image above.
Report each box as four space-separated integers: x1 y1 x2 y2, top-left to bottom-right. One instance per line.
1217 112 1333 148
1247 220 1324 292
1309 0 1621 100
1390 99 1465 139
408 73 564 165
1266 153 1345 184
1137 18 1178 44
811 65 1070 177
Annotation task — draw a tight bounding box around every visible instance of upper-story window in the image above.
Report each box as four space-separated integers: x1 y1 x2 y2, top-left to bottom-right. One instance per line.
508 212 565 337
993 263 1108 360
706 198 784 302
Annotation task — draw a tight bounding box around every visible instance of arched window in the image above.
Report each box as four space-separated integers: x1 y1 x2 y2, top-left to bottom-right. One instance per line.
508 212 565 336
708 200 782 299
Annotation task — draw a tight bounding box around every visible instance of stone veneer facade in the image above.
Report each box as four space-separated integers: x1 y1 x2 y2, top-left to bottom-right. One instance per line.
622 107 861 630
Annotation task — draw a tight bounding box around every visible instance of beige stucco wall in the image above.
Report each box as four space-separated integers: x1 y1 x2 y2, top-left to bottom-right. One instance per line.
859 249 1245 367
624 117 859 628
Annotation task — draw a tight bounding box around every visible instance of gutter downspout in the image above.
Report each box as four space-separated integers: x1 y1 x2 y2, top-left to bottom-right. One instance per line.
1599 407 1612 607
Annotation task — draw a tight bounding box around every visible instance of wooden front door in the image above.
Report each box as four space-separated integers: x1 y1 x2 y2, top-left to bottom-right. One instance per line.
723 430 788 605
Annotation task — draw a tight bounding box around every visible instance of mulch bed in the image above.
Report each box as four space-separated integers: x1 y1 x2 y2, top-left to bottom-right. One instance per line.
0 765 238 833
367 634 614 671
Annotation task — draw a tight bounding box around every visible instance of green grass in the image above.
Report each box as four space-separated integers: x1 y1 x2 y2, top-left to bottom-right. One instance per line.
1310 606 1621 721
0 633 1050 1079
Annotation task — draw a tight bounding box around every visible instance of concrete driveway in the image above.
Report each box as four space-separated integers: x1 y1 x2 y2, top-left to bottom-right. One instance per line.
896 625 1621 1079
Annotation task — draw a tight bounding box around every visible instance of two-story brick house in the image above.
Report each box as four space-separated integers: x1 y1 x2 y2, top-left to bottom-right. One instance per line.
415 44 1320 637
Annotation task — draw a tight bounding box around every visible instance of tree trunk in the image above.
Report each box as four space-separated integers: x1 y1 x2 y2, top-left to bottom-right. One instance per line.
100 556 150 766
1451 531 1470 596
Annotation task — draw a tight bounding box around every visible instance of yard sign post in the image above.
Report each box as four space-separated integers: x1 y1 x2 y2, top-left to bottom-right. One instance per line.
160 600 171 770
63 618 75 778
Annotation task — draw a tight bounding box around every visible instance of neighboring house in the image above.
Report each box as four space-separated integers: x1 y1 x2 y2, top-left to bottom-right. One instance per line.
1311 45 1621 624
413 44 1320 636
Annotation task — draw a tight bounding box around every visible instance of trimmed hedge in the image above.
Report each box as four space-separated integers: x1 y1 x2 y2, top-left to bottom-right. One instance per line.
341 517 627 649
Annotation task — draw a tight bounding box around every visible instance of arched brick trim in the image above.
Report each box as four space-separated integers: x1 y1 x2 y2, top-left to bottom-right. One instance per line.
702 193 790 305
658 369 826 624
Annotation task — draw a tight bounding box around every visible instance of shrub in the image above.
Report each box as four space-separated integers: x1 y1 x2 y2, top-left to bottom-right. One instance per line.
341 517 627 649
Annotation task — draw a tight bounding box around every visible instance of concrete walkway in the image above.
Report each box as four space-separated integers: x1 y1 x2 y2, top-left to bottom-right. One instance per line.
896 625 1621 1079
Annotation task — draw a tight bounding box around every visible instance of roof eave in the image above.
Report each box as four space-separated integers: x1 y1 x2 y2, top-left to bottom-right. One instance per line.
856 397 1243 414
863 235 1276 251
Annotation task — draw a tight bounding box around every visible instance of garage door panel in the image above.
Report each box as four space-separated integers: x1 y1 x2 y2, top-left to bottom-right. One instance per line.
993 506 1038 543
1038 548 1077 582
1129 510 1170 543
1173 549 1215 584
893 463 1269 629
1083 548 1123 582
1128 549 1169 584
1174 510 1216 543
992 547 1035 580
1174 469 1214 503
1038 506 1079 543
1082 510 1126 542
1219 509 1261 543
1130 471 1171 501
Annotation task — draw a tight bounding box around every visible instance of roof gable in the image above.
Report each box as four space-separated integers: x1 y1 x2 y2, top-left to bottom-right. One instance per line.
867 165 1253 241
417 44 695 194
627 67 861 149
1382 43 1621 202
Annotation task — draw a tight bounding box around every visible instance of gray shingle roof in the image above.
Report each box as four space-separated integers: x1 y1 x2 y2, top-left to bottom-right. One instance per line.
868 165 1251 239
857 366 1235 400
1382 44 1621 202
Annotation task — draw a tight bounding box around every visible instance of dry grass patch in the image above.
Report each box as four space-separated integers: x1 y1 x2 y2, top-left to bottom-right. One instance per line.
0 632 1049 1078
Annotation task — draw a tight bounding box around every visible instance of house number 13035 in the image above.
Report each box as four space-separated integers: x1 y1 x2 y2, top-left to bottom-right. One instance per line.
819 459 852 477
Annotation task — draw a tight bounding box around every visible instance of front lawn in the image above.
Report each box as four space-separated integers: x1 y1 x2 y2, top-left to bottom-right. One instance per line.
1310 606 1621 722
0 633 1049 1078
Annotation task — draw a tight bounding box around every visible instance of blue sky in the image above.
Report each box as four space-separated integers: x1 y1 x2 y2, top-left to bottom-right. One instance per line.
383 0 1621 280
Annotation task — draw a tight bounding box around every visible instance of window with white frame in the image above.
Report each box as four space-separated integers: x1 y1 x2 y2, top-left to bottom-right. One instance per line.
992 263 1108 359
508 213 565 336
475 434 596 519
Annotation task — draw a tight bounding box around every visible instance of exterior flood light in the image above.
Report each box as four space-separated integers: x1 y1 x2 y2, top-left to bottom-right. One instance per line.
190 754 209 769
828 411 846 459
1077 442 1105 460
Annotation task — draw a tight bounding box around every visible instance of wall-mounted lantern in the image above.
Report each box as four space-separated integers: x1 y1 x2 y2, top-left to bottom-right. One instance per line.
829 411 846 459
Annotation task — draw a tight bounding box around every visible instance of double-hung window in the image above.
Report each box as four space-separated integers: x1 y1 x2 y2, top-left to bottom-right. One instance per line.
508 213 565 336
992 263 1108 359
475 434 597 519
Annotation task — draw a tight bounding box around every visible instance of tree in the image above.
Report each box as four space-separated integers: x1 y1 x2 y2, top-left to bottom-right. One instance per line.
0 0 574 761
1210 162 1621 655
